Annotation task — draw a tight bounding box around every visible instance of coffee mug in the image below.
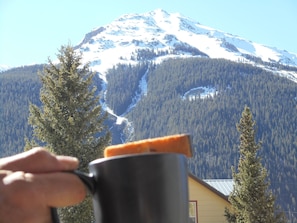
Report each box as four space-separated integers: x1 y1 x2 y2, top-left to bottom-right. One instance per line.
52 153 189 223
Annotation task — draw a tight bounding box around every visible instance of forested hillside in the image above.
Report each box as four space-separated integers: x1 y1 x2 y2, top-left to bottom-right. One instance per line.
1 58 296 221
0 65 42 156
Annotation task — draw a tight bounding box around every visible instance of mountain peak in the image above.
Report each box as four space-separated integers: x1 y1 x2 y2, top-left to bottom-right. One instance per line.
75 9 297 81
147 8 170 17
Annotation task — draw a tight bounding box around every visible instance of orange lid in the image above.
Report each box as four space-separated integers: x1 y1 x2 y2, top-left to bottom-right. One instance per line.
104 134 192 158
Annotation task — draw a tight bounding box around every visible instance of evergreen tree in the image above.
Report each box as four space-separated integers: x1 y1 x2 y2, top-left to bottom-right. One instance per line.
28 45 110 222
225 106 286 223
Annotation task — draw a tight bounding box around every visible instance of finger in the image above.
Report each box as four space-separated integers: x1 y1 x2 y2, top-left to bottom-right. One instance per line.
1 171 52 223
2 171 87 208
29 172 87 207
1 171 68 223
0 170 12 180
0 147 79 173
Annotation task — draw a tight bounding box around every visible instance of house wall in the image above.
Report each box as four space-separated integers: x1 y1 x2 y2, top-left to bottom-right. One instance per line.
188 177 230 223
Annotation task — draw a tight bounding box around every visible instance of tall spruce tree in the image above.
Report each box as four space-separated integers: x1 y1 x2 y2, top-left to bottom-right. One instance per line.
225 106 286 223
28 45 110 223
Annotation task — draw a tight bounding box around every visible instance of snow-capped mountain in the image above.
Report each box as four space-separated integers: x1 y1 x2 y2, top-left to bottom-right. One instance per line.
74 9 297 82
73 9 297 132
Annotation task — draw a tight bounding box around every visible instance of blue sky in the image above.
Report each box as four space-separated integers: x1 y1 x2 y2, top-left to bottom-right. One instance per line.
1 0 296 67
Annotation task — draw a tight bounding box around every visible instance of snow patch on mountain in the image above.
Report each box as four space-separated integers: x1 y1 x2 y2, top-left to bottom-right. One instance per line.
182 87 217 101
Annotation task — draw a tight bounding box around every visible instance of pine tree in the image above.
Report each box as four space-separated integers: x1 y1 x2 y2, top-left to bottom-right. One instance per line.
28 45 110 223
225 106 286 223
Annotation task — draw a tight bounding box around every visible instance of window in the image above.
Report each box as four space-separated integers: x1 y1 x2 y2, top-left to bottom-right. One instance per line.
189 200 198 223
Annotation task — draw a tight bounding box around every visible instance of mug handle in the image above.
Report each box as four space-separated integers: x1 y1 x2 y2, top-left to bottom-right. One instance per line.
72 170 96 194
51 170 97 223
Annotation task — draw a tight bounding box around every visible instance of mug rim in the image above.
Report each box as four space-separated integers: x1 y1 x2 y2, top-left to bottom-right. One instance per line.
89 152 184 165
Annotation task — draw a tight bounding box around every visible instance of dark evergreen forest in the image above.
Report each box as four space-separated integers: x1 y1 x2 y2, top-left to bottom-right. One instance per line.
1 58 296 221
0 65 42 156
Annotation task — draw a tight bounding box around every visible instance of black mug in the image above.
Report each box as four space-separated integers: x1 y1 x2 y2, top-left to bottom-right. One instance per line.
52 153 189 223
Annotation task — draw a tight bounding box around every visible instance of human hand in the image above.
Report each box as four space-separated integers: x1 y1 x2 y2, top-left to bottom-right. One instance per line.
0 147 86 223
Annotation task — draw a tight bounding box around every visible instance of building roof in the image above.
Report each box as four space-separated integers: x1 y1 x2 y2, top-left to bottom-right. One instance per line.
203 179 234 196
188 174 230 202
